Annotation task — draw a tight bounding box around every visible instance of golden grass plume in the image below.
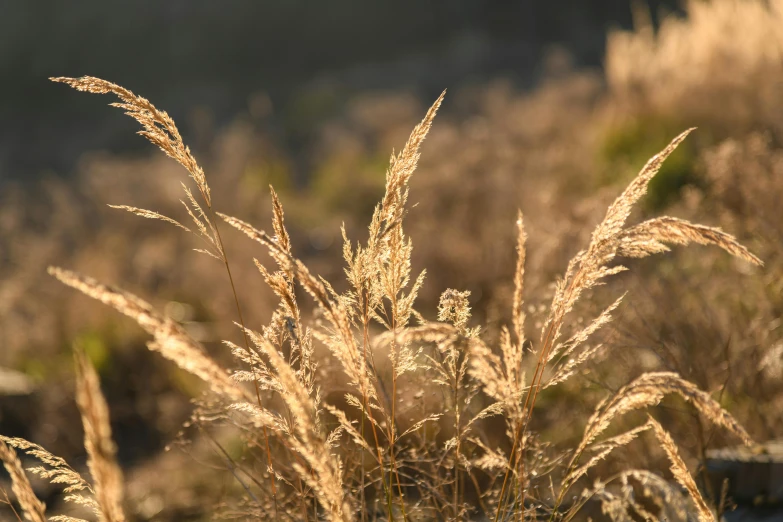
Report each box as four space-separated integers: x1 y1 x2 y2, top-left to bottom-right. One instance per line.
74 350 126 522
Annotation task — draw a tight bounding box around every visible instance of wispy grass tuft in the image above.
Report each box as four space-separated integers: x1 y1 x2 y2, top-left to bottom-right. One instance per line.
1 73 765 522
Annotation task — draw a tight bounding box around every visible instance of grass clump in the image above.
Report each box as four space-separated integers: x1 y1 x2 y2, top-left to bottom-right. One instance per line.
0 73 765 522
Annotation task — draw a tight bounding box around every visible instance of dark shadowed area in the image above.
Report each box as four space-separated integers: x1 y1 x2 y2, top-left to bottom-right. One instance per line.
0 0 678 182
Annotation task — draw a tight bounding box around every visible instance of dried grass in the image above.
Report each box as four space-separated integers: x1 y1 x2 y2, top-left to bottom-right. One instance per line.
2 47 770 520
2 354 128 522
48 267 249 403
0 439 46 522
74 350 126 522
647 417 714 522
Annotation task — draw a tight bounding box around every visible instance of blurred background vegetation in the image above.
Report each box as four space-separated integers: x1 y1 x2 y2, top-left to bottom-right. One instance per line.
0 0 683 182
2 0 782 519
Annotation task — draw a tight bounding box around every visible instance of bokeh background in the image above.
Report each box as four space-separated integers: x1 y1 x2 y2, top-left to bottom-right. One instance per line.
1 0 683 182
2 1 782 520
